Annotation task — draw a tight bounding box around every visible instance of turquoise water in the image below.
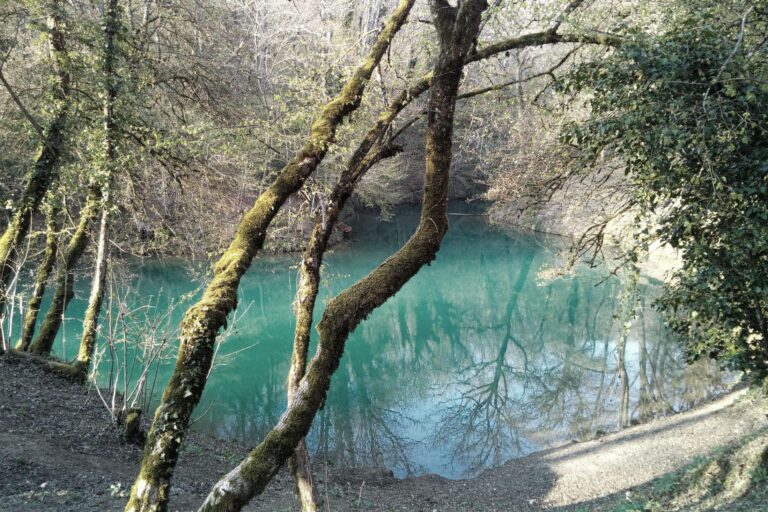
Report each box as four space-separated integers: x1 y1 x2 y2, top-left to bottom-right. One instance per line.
11 205 728 478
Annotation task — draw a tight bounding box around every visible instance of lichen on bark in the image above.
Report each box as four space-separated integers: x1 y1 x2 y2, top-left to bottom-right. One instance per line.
28 185 102 355
73 0 119 380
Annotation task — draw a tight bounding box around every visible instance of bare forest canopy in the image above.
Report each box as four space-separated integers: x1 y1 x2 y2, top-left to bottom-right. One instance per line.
1 0 767 511
0 0 628 258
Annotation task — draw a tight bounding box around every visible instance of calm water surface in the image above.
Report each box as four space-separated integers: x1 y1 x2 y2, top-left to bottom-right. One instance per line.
27 205 728 478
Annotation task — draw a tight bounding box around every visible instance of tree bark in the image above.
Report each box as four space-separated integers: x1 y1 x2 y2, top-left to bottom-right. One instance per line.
75 201 109 377
197 2 487 510
125 3 415 511
28 186 101 355
282 36 428 512
73 0 120 380
286 440 316 512
17 203 59 351
286 263 318 512
0 0 71 332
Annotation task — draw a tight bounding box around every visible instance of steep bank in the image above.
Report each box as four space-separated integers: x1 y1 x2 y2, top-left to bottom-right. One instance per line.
1 354 766 511
487 183 683 284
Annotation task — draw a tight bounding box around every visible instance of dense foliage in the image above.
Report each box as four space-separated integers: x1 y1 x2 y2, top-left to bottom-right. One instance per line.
563 0 768 383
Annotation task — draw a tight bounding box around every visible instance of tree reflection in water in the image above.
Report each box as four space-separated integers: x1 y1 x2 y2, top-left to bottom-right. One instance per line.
172 210 731 478
430 261 729 476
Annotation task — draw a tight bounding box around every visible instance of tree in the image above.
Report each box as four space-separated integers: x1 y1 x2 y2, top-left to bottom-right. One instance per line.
196 1 489 509
125 3 417 510
562 0 768 384
73 0 121 379
0 0 629 509
0 0 71 347
121 1 624 509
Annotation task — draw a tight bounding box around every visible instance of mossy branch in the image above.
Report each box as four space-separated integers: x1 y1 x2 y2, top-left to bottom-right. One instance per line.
28 185 101 355
17 203 60 351
124 2 416 511
74 0 120 379
197 3 487 510
0 0 72 324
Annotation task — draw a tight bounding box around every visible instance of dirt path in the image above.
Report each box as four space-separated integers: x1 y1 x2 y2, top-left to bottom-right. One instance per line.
1 355 766 511
535 390 765 507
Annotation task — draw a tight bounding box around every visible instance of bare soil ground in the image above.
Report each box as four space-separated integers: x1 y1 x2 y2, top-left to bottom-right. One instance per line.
1 355 766 512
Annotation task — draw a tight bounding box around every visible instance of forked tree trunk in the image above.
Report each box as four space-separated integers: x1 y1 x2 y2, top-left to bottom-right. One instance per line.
283 31 430 512
125 3 415 510
239 17 619 510
28 186 101 355
0 0 71 331
198 2 488 510
126 4 619 509
17 203 60 351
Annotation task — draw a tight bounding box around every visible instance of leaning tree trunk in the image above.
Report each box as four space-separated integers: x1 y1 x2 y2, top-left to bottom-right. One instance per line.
282 31 430 512
72 0 120 381
16 202 60 351
198 3 488 510
125 3 415 511
126 4 619 510
282 27 614 490
74 206 109 379
28 186 101 355
0 0 71 335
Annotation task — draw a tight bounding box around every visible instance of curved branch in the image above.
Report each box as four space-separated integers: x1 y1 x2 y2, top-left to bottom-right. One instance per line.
0 64 45 139
125 2 417 510
198 1 489 510
388 45 585 144
550 0 590 34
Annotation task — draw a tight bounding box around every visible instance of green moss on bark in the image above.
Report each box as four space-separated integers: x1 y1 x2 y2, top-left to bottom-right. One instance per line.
126 3 416 511
0 110 68 315
197 3 486 511
17 205 59 351
74 0 118 376
0 0 71 321
29 187 100 355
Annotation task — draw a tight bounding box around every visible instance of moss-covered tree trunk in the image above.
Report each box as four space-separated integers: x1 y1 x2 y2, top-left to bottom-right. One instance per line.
282 36 430 512
28 186 101 355
16 202 60 351
74 201 109 377
73 0 120 381
0 0 71 337
124 3 415 511
197 3 487 510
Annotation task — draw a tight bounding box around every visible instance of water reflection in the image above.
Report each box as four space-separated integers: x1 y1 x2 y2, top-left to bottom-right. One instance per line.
29 205 730 478
197 208 728 478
